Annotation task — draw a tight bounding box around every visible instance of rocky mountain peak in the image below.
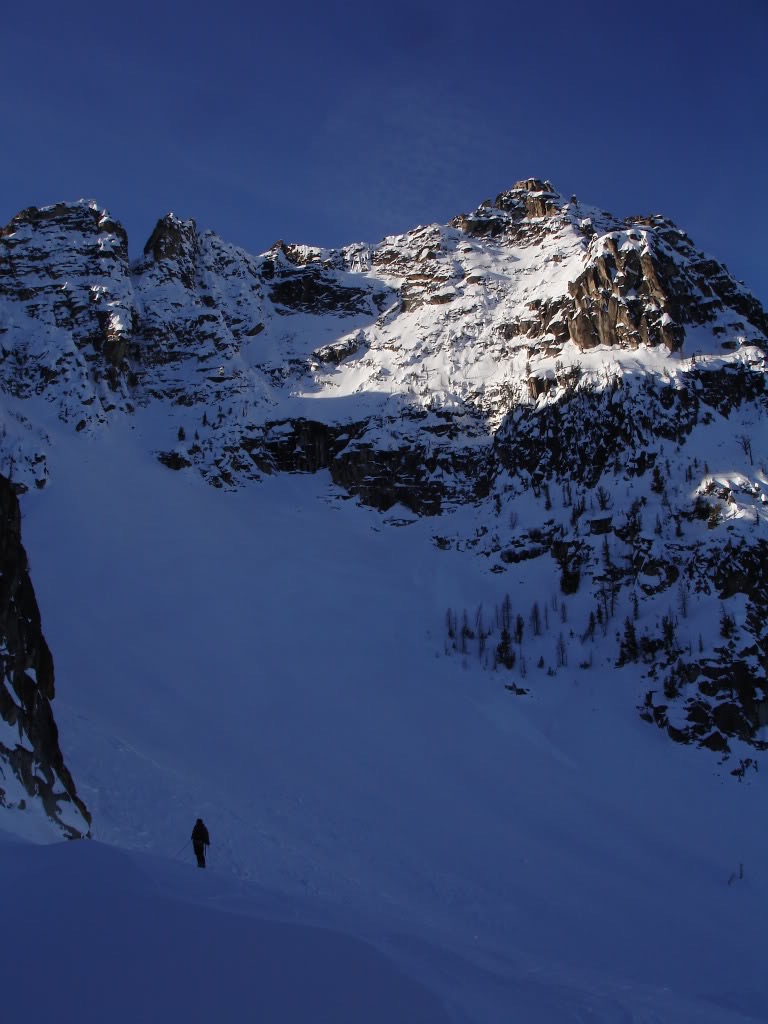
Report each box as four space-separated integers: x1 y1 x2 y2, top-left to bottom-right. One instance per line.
0 199 128 263
495 177 562 218
141 213 200 288
450 178 573 242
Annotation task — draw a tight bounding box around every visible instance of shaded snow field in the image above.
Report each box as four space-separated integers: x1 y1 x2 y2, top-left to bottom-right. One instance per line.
3 423 767 1023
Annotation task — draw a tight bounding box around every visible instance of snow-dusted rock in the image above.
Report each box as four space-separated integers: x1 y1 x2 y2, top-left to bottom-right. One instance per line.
0 474 89 836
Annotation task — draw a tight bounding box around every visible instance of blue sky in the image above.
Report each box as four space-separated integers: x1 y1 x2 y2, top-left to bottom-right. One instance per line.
3 0 766 302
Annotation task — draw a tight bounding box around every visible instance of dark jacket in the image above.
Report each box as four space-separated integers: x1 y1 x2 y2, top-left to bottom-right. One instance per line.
191 820 210 845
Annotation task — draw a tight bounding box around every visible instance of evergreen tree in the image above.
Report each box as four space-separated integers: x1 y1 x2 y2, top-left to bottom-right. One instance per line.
515 614 524 646
530 602 541 636
602 535 612 568
583 610 596 641
501 594 512 631
460 610 474 654
619 617 639 663
719 606 736 639
661 612 677 650
556 633 568 667
496 628 515 670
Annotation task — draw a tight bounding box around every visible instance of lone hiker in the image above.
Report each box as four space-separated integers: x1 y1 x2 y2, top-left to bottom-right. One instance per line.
191 817 210 868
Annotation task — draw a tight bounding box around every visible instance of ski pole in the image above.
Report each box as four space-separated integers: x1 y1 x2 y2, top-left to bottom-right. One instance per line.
172 840 190 858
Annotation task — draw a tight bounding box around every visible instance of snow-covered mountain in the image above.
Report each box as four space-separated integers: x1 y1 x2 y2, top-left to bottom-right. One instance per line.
0 180 767 1022
2 178 766 777
4 180 765 501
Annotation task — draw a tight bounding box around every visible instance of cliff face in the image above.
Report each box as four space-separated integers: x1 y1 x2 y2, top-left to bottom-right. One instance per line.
0 474 90 836
0 180 766 768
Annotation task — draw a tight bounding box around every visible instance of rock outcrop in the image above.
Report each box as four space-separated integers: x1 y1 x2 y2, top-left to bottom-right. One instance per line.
0 474 90 835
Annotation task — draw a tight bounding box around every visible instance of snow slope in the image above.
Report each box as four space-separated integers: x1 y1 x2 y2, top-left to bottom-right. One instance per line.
4 422 766 1023
0 832 448 1024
